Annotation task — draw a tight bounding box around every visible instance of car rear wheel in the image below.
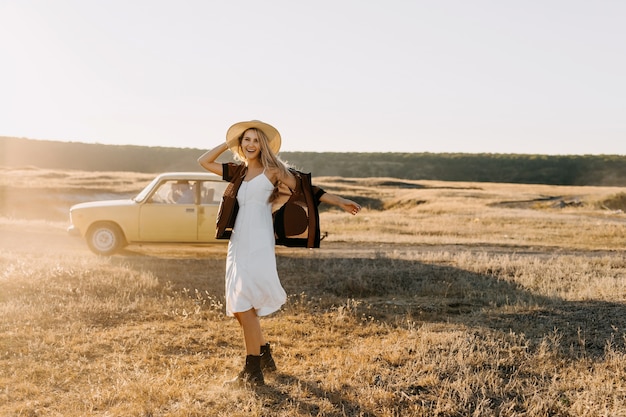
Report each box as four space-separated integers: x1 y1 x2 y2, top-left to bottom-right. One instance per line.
86 222 126 255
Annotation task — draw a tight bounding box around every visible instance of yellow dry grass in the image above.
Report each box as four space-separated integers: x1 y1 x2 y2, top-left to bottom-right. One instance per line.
1 167 626 416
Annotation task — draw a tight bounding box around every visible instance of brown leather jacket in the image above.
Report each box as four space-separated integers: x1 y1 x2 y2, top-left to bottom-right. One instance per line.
215 163 326 248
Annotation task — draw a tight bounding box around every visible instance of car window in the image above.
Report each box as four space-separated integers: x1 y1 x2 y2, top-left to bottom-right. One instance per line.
169 180 196 204
142 178 223 205
200 181 227 205
148 181 173 204
134 177 160 202
148 180 195 204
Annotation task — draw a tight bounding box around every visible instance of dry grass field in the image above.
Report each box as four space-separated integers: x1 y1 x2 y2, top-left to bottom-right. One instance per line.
1 167 626 416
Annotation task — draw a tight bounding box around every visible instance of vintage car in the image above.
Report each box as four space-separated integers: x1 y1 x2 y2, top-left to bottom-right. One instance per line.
68 172 228 255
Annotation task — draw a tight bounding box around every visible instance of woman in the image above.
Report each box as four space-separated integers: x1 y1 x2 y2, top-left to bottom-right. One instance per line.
198 120 361 387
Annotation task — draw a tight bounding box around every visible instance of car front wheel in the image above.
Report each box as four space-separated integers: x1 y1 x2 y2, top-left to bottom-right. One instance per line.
86 222 126 255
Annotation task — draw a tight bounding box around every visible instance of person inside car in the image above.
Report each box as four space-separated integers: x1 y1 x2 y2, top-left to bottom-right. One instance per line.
171 180 195 204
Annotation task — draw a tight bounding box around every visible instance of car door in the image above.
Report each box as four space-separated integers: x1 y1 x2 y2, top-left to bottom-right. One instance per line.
138 180 198 241
197 179 227 242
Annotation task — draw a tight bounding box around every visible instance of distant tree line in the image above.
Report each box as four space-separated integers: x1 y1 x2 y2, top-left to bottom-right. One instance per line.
284 152 626 186
2 137 625 186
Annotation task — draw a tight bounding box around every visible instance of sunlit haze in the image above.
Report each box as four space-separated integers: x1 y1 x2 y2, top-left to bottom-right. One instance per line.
2 1 625 154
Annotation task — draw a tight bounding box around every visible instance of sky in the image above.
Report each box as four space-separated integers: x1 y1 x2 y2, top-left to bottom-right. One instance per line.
1 0 625 155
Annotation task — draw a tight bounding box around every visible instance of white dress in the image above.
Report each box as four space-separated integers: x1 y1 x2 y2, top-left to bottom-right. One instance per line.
225 172 287 317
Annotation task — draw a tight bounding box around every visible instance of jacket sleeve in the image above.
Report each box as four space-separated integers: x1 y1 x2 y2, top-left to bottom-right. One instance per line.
215 163 245 240
222 162 239 182
312 185 326 206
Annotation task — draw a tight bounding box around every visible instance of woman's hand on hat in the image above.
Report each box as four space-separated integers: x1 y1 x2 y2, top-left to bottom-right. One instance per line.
226 137 239 149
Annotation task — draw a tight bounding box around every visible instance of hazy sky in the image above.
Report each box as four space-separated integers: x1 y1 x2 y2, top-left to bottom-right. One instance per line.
2 0 625 154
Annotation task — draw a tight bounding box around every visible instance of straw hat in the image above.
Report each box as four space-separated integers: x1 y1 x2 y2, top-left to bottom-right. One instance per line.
226 120 282 157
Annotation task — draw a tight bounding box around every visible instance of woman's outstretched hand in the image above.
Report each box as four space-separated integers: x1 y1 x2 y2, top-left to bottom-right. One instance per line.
339 198 361 215
319 193 362 215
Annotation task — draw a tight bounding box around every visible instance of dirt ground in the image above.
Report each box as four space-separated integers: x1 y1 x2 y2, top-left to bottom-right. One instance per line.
0 221 407 259
1 219 619 263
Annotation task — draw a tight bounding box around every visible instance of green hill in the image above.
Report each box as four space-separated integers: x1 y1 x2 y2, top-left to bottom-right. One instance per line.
2 137 625 186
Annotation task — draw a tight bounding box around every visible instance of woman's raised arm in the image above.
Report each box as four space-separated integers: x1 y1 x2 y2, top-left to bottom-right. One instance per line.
198 142 229 176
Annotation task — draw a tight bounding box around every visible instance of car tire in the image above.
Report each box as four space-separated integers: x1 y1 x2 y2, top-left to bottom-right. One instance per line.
86 222 126 256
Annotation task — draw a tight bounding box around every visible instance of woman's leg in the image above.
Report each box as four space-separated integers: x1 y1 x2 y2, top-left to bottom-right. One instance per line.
234 308 266 355
234 309 276 372
227 308 266 386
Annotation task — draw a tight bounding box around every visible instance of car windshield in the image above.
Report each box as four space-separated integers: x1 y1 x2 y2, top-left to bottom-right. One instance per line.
133 177 160 203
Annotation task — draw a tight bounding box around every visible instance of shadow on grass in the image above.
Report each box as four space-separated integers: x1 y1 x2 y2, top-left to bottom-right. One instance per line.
111 249 626 360
253 373 378 417
281 257 626 358
279 255 626 359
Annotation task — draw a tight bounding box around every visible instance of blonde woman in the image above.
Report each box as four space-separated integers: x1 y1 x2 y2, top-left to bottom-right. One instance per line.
198 120 360 386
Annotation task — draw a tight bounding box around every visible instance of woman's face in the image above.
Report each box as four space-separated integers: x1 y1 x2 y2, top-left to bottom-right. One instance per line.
240 129 261 160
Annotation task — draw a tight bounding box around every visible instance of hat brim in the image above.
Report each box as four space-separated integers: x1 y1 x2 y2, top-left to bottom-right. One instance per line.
226 120 281 157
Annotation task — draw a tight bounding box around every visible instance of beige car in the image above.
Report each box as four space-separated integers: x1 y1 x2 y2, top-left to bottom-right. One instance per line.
68 172 227 255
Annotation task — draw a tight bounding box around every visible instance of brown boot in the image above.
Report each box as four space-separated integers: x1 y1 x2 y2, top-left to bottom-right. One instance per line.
260 343 277 372
225 355 264 387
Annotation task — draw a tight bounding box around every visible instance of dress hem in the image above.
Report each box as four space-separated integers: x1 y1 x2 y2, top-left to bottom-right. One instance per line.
226 304 284 318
